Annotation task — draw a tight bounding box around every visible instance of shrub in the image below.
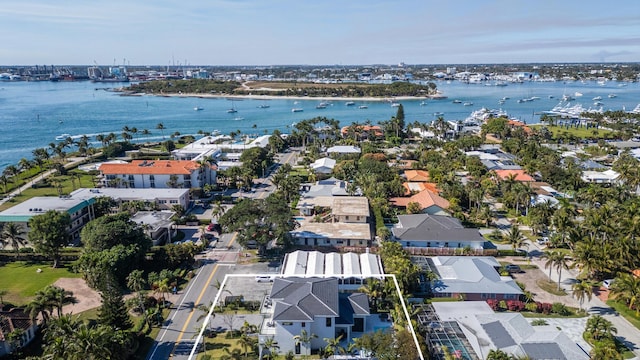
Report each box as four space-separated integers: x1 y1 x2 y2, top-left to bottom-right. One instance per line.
525 302 539 312
531 319 548 326
540 302 552 314
487 299 499 311
551 302 570 316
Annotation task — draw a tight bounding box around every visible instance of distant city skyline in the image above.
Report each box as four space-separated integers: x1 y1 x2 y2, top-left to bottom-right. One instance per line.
1 0 639 66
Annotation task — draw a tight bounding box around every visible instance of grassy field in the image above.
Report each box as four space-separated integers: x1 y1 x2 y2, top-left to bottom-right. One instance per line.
530 124 615 139
0 262 82 305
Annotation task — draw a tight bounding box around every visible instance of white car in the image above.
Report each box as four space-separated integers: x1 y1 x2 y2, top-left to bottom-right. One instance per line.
603 279 615 289
255 275 275 283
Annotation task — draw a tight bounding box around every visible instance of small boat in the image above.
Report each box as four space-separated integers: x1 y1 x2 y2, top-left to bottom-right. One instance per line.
592 96 602 101
574 92 583 97
233 117 245 121
359 105 368 109
593 101 604 106
345 101 355 106
211 130 221 136
501 97 510 100
391 102 400 107
257 104 270 109
433 112 444 116
291 108 303 112
608 94 617 98
194 107 204 111
549 95 554 99
452 99 462 104
420 101 427 106
316 102 328 109
463 102 473 106
530 96 540 100
55 134 71 141
227 108 237 113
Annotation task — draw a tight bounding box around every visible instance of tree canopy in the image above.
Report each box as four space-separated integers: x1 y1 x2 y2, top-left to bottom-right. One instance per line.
28 210 71 268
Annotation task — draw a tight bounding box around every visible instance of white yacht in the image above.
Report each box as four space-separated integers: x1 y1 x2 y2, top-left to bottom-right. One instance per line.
55 134 71 141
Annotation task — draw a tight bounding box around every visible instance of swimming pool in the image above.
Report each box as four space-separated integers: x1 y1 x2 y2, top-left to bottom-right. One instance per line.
293 217 306 221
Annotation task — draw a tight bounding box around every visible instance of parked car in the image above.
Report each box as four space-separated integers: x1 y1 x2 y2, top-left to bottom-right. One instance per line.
505 264 522 273
537 237 549 245
255 275 275 283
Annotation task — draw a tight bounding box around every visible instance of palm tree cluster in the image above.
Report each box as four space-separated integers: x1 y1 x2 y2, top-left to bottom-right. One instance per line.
24 285 77 325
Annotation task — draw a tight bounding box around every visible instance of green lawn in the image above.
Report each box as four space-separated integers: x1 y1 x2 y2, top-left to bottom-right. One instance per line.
530 124 615 139
536 279 568 296
607 299 640 330
0 262 82 305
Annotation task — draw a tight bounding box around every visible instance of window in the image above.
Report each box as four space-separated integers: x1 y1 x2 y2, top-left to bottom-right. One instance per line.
326 318 331 327
169 200 178 204
282 322 293 326
295 342 301 354
301 322 305 328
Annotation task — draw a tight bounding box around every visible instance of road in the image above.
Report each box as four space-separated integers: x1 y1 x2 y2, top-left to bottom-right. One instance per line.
146 256 233 359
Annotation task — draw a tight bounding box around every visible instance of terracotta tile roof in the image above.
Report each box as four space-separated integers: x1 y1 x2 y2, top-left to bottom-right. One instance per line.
404 170 430 182
340 125 384 137
391 188 450 211
494 169 535 182
402 182 439 195
508 120 532 134
99 160 202 175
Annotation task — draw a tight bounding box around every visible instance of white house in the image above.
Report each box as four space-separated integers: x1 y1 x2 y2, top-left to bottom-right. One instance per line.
259 277 370 357
326 145 361 155
310 157 336 174
581 169 620 184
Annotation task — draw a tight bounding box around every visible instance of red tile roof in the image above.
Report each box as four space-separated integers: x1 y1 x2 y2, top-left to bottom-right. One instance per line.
340 125 384 137
391 188 450 211
402 182 439 195
404 170 430 182
99 160 202 175
494 169 535 182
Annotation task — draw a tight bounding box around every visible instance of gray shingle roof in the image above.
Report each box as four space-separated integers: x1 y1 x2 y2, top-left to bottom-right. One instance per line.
271 278 339 321
393 214 485 242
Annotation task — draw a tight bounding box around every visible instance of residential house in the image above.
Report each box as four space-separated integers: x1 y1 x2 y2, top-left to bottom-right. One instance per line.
403 170 430 182
340 125 383 140
0 308 38 357
326 145 361 155
130 211 176 246
581 169 620 184
392 214 485 249
98 160 216 189
390 189 450 216
426 256 523 300
259 277 371 357
290 197 372 248
423 301 589 360
494 169 535 182
310 157 336 174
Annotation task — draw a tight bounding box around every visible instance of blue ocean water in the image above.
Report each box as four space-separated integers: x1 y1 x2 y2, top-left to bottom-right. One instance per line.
0 80 639 171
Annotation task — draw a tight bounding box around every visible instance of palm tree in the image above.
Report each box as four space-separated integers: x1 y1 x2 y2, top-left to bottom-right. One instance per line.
261 336 280 360
1 222 26 259
486 349 510 360
293 329 317 358
359 279 383 312
543 250 570 290
127 270 148 320
572 281 594 311
585 315 617 341
323 334 345 357
156 123 166 139
609 273 640 316
504 226 528 255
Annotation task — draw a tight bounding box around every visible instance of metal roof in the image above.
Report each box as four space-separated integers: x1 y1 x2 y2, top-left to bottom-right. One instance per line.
282 250 383 279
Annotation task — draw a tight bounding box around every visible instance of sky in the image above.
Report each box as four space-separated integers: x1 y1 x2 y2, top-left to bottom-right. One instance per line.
1 0 639 66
